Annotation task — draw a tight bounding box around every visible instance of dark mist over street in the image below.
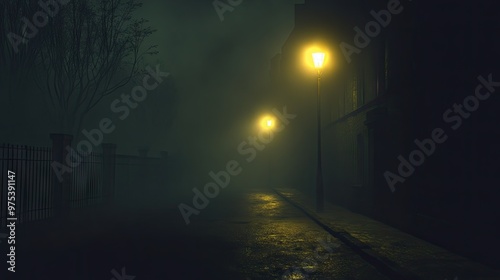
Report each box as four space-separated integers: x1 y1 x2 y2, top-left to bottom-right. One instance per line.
1 0 500 279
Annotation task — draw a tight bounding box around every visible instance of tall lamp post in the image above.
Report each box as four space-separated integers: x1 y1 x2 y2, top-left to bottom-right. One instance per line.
312 52 325 211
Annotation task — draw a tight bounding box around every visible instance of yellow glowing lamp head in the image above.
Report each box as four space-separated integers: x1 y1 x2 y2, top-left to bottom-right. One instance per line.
312 52 326 69
259 115 276 130
302 44 333 72
266 119 273 127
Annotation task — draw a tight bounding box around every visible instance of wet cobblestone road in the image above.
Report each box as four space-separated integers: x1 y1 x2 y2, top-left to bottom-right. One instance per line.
10 188 390 279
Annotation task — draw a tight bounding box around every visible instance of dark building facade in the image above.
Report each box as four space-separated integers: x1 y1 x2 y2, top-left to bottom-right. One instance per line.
272 0 500 267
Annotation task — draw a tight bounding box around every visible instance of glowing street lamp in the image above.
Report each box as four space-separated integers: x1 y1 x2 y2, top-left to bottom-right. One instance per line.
259 115 275 132
312 52 326 70
266 119 273 128
312 51 326 212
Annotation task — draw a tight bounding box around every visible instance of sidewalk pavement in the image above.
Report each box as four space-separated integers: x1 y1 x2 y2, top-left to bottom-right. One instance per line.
274 187 500 280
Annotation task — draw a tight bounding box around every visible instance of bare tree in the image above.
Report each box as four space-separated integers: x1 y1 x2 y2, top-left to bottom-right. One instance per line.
0 0 45 103
34 0 158 137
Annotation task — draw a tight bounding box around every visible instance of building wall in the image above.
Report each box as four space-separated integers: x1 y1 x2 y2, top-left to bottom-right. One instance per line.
273 0 418 225
273 0 500 267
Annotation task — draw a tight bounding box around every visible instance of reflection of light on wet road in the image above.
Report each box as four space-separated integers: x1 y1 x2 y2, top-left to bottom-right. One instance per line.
282 271 307 280
233 190 391 279
248 193 283 215
246 193 310 253
239 192 321 278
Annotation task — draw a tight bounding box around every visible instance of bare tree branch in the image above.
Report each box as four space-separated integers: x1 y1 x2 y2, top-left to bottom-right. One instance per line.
30 0 158 136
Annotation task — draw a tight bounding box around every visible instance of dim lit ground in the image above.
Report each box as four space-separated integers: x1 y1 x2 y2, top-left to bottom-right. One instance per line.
4 187 499 279
6 187 390 280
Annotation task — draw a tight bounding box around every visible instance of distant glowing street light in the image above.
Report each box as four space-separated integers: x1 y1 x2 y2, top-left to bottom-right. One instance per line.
266 119 273 128
259 115 275 131
311 50 326 212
